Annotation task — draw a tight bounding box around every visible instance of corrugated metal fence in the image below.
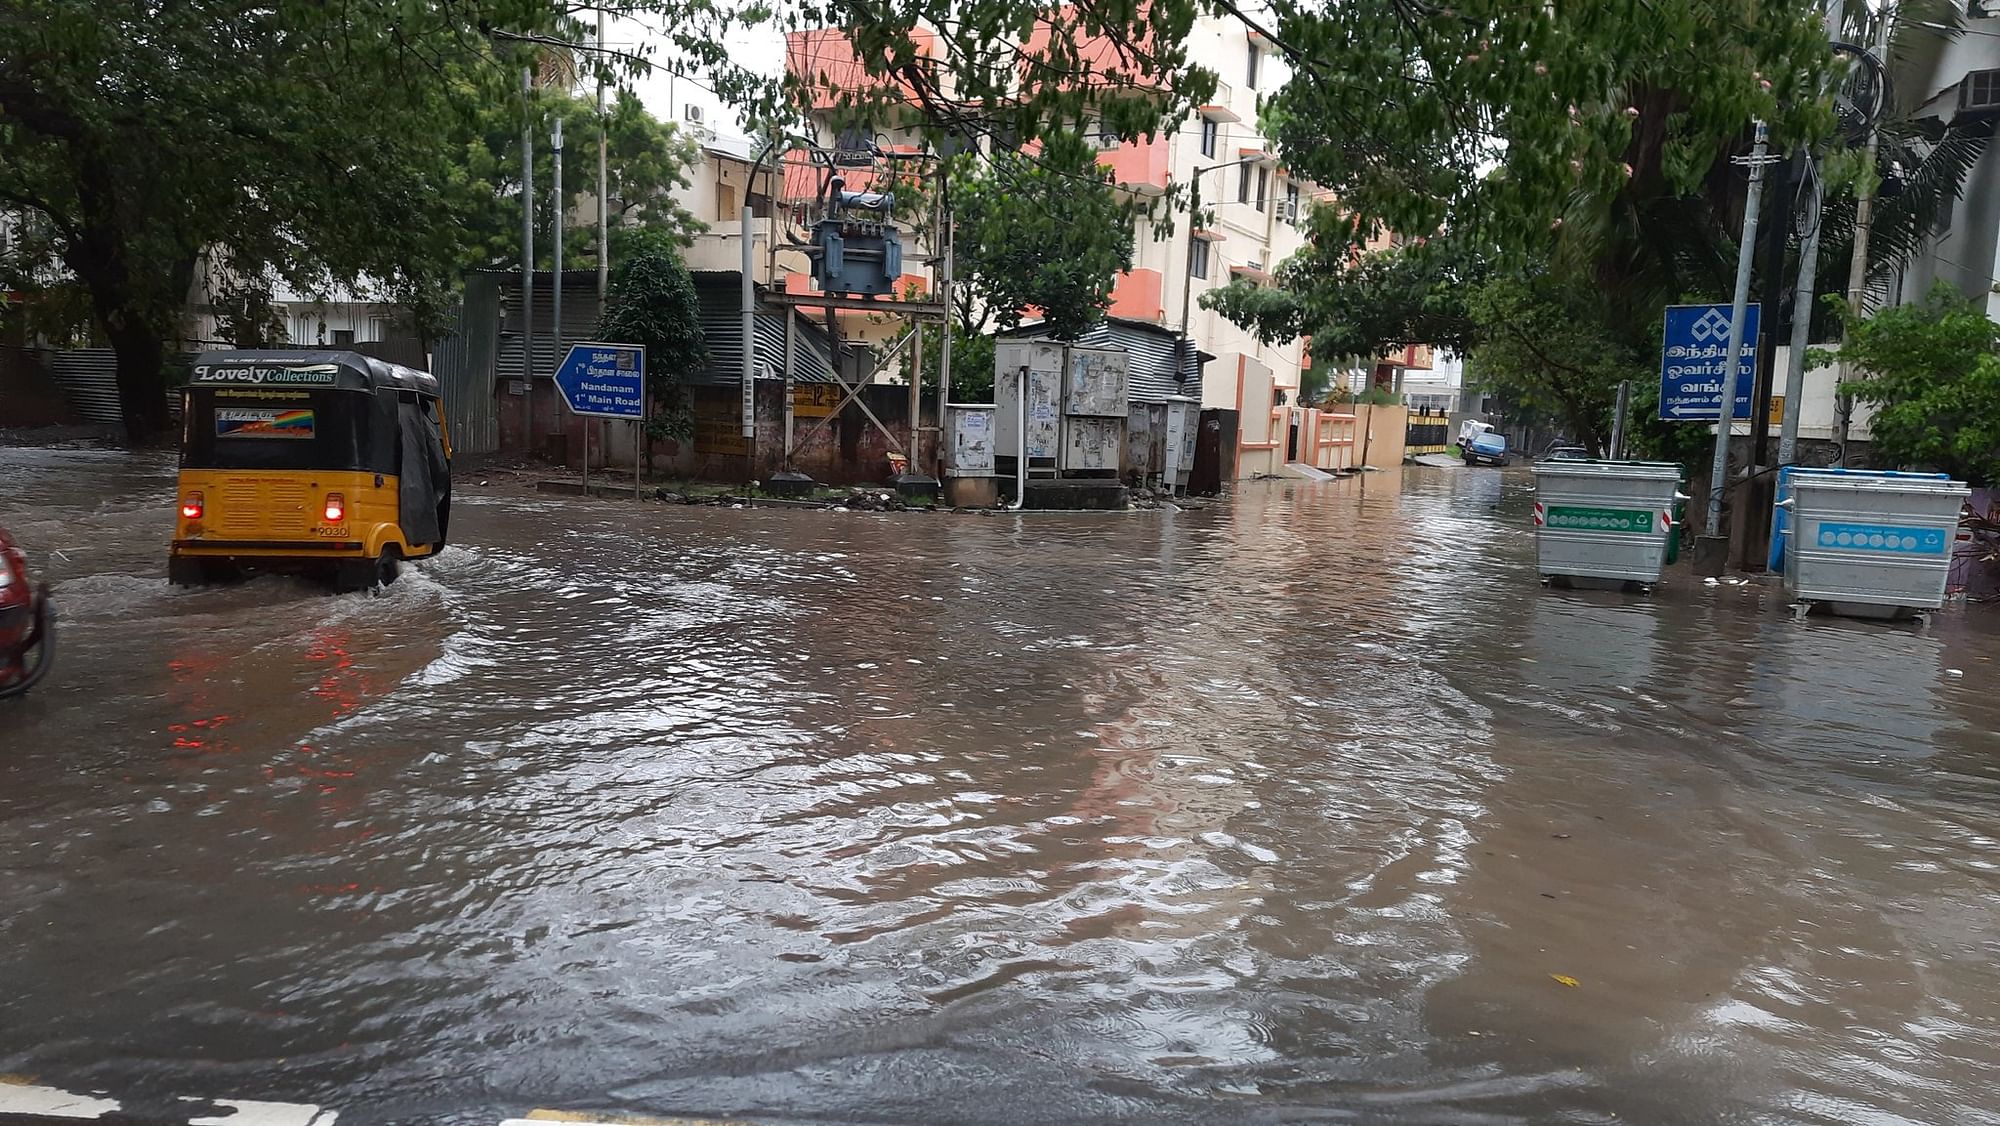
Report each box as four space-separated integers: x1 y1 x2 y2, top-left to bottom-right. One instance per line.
431 282 500 455
46 350 124 425
42 349 192 426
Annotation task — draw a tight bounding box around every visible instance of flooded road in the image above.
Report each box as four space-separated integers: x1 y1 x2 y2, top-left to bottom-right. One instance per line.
4 443 2000 1125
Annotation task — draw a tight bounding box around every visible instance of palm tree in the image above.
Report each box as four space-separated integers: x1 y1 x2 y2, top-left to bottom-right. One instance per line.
1814 0 1994 321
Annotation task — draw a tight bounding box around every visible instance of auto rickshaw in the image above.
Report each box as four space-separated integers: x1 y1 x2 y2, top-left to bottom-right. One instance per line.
170 349 451 592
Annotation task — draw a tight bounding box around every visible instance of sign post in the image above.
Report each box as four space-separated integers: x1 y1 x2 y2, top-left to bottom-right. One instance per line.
553 343 647 499
1659 302 1760 422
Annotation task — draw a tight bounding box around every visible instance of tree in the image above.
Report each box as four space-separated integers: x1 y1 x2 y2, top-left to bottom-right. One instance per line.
596 230 708 442
1461 272 1643 455
0 0 575 441
1204 0 1857 462
445 88 702 276
913 322 997 403
1814 0 1995 317
2 0 1208 443
1202 235 1483 361
1825 283 2000 485
1254 0 1834 269
947 130 1153 340
783 5 1217 161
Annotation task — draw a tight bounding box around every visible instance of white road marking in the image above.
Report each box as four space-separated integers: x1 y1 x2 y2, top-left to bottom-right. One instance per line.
183 1097 336 1126
0 1078 121 1118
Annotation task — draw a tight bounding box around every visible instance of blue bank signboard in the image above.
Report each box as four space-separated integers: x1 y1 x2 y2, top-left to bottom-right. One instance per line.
1660 303 1759 421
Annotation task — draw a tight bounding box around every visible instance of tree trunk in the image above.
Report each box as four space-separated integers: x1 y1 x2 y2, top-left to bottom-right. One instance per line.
105 315 170 444
63 157 194 444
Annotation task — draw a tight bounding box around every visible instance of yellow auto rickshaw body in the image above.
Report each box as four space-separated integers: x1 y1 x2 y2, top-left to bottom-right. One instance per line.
169 350 451 590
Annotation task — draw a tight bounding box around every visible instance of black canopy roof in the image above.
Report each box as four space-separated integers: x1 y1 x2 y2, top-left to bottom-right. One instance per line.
189 350 440 396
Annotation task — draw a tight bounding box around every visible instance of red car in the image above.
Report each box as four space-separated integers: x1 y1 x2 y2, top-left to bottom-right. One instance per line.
0 525 54 698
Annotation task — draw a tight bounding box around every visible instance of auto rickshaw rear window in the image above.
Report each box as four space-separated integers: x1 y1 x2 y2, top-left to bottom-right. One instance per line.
180 388 391 472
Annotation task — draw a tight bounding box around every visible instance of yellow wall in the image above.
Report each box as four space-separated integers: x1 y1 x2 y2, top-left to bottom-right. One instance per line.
1351 404 1408 469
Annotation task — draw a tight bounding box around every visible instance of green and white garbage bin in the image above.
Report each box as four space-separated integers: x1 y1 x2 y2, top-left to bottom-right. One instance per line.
1532 460 1684 588
1781 470 1968 619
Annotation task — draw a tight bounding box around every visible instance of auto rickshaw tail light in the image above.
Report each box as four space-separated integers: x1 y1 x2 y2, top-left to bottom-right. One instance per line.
180 492 203 520
323 494 345 523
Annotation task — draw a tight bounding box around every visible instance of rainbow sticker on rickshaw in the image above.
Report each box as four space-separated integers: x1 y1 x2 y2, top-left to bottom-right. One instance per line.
216 408 315 438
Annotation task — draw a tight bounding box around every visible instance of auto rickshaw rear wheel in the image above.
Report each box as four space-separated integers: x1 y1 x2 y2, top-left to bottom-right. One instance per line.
336 546 400 594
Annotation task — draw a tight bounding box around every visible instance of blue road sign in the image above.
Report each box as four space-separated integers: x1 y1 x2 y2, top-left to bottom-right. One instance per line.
553 342 647 420
1660 303 1759 421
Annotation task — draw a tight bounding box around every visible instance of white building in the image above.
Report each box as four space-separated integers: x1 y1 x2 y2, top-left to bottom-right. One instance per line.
1884 14 2000 319
1399 353 1465 415
1097 18 1317 416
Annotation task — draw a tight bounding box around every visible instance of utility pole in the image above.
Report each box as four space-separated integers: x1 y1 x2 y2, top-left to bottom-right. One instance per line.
935 192 955 478
596 9 611 485
740 194 756 471
1702 121 1774 547
1610 379 1631 459
1838 4 1896 466
521 67 535 389
1749 152 1795 478
1177 171 1203 380
1777 167 1825 469
1778 0 1847 469
1177 157 1264 384
555 114 572 486
596 9 609 302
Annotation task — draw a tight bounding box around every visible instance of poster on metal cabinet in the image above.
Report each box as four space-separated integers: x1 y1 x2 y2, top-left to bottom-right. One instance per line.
1026 367 1062 459
1065 348 1129 418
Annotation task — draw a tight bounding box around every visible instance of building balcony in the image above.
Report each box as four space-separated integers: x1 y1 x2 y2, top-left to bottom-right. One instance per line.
1383 343 1432 370
1018 16 1170 96
785 28 940 112
1100 136 1170 195
686 218 781 282
1108 268 1165 323
1198 80 1241 122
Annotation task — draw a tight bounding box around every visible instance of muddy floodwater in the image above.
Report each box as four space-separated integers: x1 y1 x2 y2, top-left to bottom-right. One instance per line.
4 443 2000 1125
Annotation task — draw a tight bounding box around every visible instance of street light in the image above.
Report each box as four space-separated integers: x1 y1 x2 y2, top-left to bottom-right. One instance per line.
1176 155 1268 385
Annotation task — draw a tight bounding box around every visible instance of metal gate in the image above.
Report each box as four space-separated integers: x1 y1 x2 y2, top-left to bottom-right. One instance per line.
1406 408 1450 455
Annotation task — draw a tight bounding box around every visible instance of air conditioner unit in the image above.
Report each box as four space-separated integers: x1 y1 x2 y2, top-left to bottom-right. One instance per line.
1279 200 1299 223
683 104 705 124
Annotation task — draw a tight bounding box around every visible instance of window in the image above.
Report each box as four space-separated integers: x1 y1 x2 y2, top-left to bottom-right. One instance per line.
332 329 355 346
1962 68 2000 115
1094 118 1120 150
1246 43 1261 90
1238 163 1253 204
1189 238 1210 280
1200 117 1218 158
1256 167 1270 211
1285 183 1301 225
